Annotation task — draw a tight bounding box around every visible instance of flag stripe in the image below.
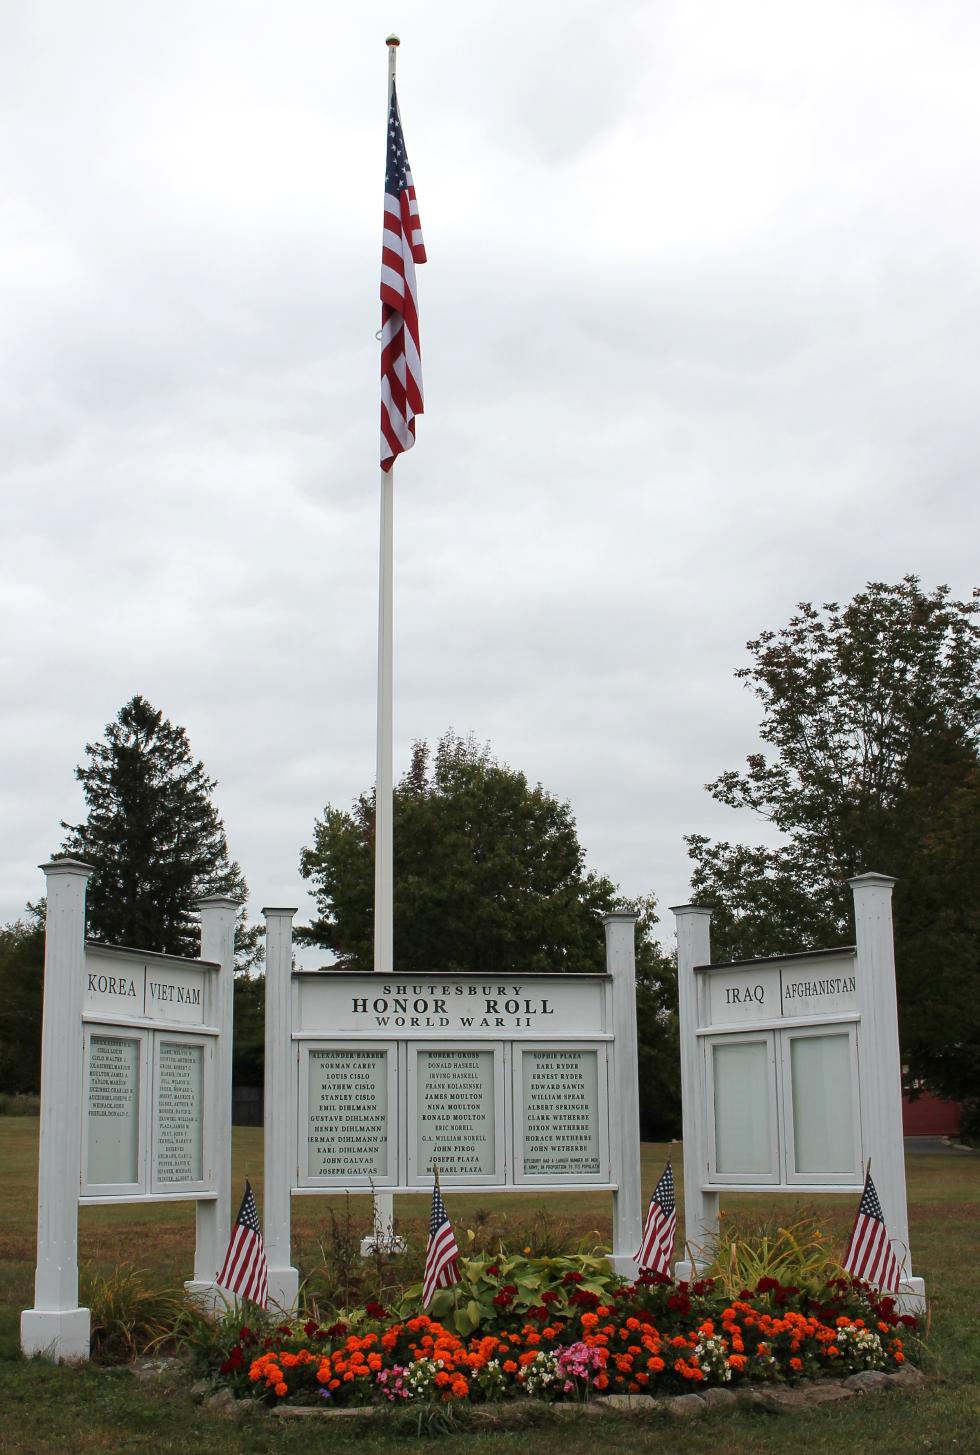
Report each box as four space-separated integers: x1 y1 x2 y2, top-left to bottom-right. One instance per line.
380 84 425 471
216 1180 269 1309
842 1169 903 1294
422 1179 460 1308
637 1161 676 1277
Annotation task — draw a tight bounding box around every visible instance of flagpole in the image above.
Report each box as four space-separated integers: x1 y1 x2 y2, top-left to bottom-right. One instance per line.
369 33 400 1252
374 33 399 985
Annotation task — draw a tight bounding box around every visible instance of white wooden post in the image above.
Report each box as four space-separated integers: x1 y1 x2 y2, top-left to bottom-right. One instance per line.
185 895 237 1303
21 860 94 1360
849 873 925 1311
603 911 643 1276
263 908 299 1309
671 903 718 1277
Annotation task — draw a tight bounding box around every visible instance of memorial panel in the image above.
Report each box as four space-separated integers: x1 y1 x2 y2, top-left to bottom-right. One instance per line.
521 1048 601 1177
86 1035 140 1186
416 1048 496 1178
155 1040 204 1184
307 1047 389 1180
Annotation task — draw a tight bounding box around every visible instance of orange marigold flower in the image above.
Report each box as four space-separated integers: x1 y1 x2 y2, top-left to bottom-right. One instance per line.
518 1350 538 1367
594 1373 609 1390
647 1356 665 1372
580 1312 599 1330
894 1352 905 1363
503 1360 518 1374
274 1382 287 1397
790 1357 803 1372
727 1355 747 1371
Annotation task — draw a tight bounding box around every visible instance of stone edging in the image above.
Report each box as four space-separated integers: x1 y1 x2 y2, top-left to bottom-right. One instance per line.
236 1365 924 1422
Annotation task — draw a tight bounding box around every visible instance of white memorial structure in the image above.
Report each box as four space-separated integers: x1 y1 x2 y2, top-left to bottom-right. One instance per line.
260 909 644 1307
673 872 925 1311
21 860 236 1360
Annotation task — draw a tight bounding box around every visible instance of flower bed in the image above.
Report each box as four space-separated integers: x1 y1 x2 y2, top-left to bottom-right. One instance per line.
209 1270 919 1411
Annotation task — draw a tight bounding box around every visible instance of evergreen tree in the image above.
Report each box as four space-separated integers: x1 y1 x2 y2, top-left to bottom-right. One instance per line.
58 695 260 969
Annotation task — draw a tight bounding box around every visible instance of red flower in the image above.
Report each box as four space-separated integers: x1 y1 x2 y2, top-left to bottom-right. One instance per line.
364 1301 388 1319
570 1289 600 1309
541 1291 560 1305
485 1264 501 1277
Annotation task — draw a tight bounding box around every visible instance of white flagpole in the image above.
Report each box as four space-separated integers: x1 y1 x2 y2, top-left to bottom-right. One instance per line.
368 33 400 1252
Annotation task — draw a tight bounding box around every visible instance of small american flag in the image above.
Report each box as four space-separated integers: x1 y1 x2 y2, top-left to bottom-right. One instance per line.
842 1167 903 1294
422 1173 460 1308
637 1160 676 1277
380 81 426 471
216 1180 269 1308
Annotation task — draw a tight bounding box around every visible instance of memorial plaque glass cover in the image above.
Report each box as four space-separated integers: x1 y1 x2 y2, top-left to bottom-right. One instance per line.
521 1049 601 1176
155 1041 204 1184
712 1040 773 1175
87 1035 140 1185
790 1033 856 1174
417 1049 495 1177
308 1048 388 1179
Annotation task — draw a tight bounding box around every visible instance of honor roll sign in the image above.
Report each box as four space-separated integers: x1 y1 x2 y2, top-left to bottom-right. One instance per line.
21 862 236 1361
259 910 644 1309
673 874 925 1312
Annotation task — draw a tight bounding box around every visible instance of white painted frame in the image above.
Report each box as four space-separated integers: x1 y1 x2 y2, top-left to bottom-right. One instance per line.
673 876 926 1312
780 1023 863 1187
511 1041 610 1185
150 1032 213 1196
407 1040 506 1186
703 1031 781 1186
22 863 236 1361
296 1040 399 1190
80 1025 150 1198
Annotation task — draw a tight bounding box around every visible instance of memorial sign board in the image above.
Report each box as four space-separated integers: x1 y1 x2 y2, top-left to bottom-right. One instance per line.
673 876 926 1312
21 862 236 1362
262 912 645 1303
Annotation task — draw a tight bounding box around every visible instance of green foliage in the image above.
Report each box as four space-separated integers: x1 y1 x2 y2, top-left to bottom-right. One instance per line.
302 731 628 973
0 904 45 1095
231 971 265 1088
687 578 980 1113
395 1249 619 1337
703 1211 847 1297
81 1263 187 1363
58 695 261 972
299 730 682 1133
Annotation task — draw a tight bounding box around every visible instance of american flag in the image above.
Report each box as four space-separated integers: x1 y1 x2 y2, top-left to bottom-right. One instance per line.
380 81 426 471
636 1160 676 1277
216 1180 269 1308
422 1174 460 1308
842 1167 903 1294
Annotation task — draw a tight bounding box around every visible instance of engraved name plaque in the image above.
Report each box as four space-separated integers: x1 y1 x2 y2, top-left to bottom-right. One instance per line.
307 1048 389 1179
87 1034 140 1186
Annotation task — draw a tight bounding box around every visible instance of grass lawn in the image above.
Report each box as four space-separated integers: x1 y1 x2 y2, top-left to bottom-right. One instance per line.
0 1120 977 1454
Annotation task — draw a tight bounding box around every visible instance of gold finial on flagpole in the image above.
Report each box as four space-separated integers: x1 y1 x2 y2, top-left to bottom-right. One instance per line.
386 34 400 47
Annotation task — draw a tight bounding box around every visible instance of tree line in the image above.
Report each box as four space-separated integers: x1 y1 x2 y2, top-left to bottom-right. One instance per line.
1 577 976 1134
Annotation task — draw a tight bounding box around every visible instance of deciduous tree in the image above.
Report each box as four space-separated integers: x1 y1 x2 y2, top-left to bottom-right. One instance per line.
687 577 979 1120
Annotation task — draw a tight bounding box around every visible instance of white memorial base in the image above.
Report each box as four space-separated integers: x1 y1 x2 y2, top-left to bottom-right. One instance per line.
183 1279 223 1312
20 1307 91 1361
266 1267 300 1310
359 1235 407 1258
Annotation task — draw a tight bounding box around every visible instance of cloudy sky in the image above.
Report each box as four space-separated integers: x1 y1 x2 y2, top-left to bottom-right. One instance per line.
3 0 978 961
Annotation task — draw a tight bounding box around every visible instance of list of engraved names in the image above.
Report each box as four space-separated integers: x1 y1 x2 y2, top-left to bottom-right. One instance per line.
308 1049 389 1179
155 1041 203 1183
417 1049 495 1177
87 1035 139 1184
521 1049 601 1176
